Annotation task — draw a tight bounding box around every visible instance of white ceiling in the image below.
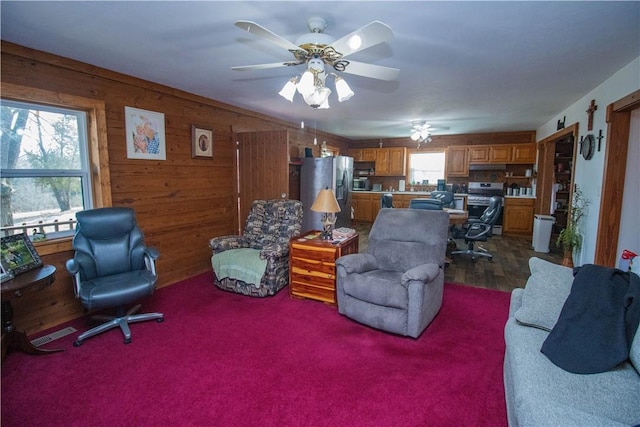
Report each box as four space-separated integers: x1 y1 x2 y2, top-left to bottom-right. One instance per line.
1 1 638 140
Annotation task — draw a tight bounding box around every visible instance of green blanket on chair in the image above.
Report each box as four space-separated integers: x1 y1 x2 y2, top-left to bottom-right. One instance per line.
212 248 268 287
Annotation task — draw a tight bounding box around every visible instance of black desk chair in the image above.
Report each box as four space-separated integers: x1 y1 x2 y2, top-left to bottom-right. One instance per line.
430 191 455 208
381 193 393 208
451 196 503 262
66 207 163 346
409 198 443 210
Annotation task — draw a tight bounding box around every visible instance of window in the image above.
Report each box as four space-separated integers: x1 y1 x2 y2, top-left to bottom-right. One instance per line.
1 100 92 239
408 152 446 185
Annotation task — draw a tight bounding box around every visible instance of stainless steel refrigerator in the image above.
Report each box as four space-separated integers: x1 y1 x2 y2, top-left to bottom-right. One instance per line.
300 156 353 232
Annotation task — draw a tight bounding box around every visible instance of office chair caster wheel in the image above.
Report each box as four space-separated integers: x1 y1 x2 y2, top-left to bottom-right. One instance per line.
488 256 493 261
124 337 132 344
472 258 477 263
74 340 84 347
157 317 164 323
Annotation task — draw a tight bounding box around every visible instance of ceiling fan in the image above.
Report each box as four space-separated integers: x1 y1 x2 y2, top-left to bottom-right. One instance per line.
232 17 399 80
232 17 400 109
410 120 450 148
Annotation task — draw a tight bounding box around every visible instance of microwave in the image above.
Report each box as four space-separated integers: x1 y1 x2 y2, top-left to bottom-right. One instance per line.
353 177 371 191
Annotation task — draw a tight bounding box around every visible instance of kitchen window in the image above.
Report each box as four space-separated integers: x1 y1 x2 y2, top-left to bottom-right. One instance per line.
408 152 446 185
1 100 92 239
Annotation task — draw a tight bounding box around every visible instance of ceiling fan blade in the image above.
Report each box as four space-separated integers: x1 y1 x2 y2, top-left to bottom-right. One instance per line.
340 60 399 81
232 61 303 71
329 21 394 58
234 20 302 53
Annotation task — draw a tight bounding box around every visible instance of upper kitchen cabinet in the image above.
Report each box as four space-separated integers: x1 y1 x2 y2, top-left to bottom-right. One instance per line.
375 147 406 176
446 146 469 177
469 143 536 164
349 148 377 162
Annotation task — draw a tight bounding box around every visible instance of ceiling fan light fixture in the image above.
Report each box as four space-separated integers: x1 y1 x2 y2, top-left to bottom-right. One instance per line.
303 86 331 109
278 77 297 102
410 131 420 141
334 76 354 102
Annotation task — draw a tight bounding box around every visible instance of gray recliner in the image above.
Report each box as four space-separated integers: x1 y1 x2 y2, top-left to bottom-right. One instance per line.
336 208 449 338
66 207 163 346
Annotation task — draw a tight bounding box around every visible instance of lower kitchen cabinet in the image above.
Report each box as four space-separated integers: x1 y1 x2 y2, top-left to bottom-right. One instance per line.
503 197 535 236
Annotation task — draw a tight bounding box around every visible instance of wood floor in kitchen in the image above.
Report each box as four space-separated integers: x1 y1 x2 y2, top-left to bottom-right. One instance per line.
352 222 564 293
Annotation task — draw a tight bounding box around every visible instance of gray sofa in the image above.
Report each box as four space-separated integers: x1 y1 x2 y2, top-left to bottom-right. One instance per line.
504 257 640 426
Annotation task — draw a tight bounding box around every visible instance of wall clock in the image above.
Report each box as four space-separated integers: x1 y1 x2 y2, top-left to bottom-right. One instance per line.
582 134 595 160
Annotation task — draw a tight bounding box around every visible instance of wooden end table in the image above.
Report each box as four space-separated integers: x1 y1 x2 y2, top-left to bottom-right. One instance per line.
289 231 359 306
1 265 64 361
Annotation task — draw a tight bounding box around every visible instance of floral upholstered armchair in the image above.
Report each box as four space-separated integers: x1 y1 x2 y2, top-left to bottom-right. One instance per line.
209 199 303 297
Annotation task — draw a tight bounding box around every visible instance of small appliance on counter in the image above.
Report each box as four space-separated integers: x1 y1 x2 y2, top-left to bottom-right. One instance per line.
437 179 446 191
398 180 406 192
352 177 371 191
372 183 382 192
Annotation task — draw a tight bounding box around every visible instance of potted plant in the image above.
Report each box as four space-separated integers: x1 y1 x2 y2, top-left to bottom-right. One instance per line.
556 185 589 267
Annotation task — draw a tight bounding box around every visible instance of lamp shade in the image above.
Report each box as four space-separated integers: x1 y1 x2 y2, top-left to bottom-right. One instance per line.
310 189 341 213
335 77 354 102
278 78 297 102
296 70 315 96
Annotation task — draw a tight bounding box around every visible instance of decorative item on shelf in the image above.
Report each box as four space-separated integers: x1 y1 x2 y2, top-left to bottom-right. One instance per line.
556 185 589 267
310 187 341 240
557 116 566 130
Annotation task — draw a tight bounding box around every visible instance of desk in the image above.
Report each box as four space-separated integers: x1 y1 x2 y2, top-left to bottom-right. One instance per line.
444 208 468 225
1 265 63 360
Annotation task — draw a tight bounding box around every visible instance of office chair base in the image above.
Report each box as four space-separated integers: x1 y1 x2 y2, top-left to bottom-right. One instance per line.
451 242 493 263
74 304 164 347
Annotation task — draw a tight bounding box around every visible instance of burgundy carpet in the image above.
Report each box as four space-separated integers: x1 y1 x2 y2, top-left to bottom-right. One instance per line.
1 273 511 426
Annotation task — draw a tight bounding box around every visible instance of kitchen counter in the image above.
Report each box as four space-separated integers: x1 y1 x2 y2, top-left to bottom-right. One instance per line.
353 190 468 197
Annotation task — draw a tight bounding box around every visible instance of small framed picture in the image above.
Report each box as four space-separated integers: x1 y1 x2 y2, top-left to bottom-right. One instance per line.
192 125 213 159
1 233 43 276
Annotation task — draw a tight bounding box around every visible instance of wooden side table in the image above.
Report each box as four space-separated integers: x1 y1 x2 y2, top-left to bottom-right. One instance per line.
1 265 63 361
289 231 359 305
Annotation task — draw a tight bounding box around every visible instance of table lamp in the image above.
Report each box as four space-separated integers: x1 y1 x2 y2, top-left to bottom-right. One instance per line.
310 187 341 239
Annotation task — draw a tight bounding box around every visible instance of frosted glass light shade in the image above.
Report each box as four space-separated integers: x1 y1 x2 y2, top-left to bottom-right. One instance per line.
278 78 297 102
296 71 315 96
335 77 354 102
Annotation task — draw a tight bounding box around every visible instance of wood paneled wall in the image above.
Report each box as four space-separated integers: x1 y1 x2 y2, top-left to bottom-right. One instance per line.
0 41 348 335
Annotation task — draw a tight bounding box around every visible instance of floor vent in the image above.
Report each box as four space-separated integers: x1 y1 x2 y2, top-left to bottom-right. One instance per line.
30 326 77 347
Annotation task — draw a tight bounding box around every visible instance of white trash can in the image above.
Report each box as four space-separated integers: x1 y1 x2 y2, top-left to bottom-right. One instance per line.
532 214 556 253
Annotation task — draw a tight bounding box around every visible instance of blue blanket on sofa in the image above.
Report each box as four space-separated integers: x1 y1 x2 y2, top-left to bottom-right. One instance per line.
541 264 640 374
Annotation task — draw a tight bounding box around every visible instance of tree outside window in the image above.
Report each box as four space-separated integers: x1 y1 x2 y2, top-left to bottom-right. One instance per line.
1 100 92 238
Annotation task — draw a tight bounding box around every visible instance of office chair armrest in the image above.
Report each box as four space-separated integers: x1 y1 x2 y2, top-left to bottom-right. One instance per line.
402 263 441 286
145 247 160 260
259 243 288 259
65 258 82 298
336 253 378 275
209 235 250 253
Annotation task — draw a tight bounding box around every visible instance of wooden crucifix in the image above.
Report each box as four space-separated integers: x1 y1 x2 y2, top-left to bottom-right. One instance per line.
586 99 598 131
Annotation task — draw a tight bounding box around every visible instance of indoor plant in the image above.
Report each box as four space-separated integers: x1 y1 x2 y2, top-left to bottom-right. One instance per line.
556 185 589 267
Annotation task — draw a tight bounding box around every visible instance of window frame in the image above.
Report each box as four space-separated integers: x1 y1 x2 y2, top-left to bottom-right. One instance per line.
1 83 111 255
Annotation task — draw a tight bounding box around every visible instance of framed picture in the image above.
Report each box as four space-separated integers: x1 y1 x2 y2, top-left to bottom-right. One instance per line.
1 233 43 276
125 106 166 160
192 125 213 159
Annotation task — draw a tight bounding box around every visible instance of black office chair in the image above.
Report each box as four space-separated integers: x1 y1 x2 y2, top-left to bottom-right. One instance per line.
451 196 503 262
430 191 455 208
381 193 393 208
66 207 163 346
409 198 443 210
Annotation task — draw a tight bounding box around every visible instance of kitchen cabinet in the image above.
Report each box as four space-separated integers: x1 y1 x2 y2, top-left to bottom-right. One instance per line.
446 147 469 177
349 148 377 162
375 147 406 176
469 146 491 163
503 197 535 236
469 143 537 164
352 192 373 222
